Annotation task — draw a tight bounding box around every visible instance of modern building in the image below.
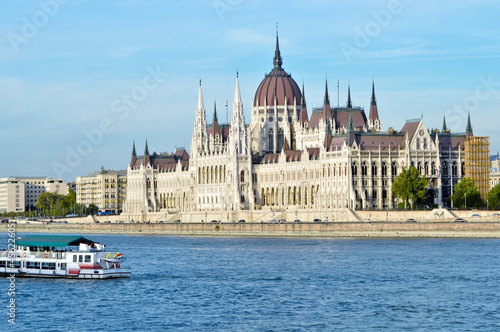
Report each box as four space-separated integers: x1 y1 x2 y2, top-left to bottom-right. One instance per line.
76 169 127 214
0 177 67 213
123 33 488 221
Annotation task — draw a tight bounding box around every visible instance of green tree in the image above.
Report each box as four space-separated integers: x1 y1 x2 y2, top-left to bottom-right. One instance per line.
451 177 484 209
392 166 427 210
488 184 500 209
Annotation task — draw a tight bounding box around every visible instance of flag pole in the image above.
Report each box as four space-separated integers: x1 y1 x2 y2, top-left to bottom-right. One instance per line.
337 80 339 108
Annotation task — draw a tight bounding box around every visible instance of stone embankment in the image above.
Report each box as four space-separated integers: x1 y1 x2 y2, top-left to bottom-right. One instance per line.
3 220 500 238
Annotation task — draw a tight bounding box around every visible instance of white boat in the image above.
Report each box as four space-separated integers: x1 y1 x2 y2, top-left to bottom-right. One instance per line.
0 235 131 279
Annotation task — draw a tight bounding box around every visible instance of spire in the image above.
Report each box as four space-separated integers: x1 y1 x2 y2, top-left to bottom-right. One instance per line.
143 139 151 166
273 25 283 69
326 117 332 135
442 115 447 132
322 79 332 122
299 83 309 125
368 80 380 125
213 100 218 123
370 80 376 106
197 79 204 110
130 141 137 168
466 111 473 135
346 84 352 108
233 72 242 108
324 79 330 105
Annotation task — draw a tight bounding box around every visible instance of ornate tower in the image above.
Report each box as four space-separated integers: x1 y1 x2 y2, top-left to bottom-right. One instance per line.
191 80 208 156
368 81 382 132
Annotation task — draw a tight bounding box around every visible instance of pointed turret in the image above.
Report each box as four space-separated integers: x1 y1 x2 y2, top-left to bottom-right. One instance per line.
143 140 151 166
346 84 352 108
273 28 283 69
130 141 137 168
466 112 473 133
322 79 332 122
346 109 356 146
442 115 448 132
191 80 208 155
368 81 381 132
212 99 220 136
348 109 354 132
229 72 248 155
299 83 309 125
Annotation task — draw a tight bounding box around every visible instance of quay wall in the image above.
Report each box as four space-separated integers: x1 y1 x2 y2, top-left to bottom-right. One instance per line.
3 221 500 238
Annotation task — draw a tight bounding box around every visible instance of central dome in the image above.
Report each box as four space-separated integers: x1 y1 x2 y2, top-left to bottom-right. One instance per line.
253 34 301 107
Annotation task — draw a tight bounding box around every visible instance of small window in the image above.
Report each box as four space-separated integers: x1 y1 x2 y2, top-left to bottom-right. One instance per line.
79 255 83 263
73 255 77 262
61 263 67 270
85 255 91 263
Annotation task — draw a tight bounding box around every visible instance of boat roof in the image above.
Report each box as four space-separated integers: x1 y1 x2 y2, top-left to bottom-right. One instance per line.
17 235 94 247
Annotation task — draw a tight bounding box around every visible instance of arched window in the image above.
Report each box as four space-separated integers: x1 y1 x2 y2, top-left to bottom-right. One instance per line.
277 128 284 151
382 162 387 177
416 138 420 149
372 162 377 176
452 162 458 176
461 162 465 176
417 162 422 175
268 129 274 151
240 170 245 182
425 162 429 175
362 162 367 176
392 162 397 177
352 162 357 176
431 161 436 175
423 138 427 150
442 161 448 176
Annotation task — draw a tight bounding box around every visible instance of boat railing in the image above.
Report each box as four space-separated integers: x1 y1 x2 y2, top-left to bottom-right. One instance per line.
0 250 68 260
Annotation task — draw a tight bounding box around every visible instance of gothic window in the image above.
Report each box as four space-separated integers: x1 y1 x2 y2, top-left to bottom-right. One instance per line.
416 138 420 149
417 162 422 175
442 161 448 176
240 170 245 182
352 163 357 176
268 129 274 151
431 161 436 175
452 162 458 176
372 162 378 176
362 162 367 176
461 162 465 176
382 162 387 177
423 138 427 150
277 128 284 151
425 162 429 175
392 162 397 176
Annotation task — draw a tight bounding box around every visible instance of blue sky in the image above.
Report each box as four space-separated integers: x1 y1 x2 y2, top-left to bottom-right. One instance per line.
1 0 499 182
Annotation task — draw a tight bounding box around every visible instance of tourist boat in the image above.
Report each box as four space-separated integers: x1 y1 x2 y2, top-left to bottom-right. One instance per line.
0 235 131 279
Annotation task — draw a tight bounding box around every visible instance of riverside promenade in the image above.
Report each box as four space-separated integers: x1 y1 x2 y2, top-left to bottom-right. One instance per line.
3 220 500 238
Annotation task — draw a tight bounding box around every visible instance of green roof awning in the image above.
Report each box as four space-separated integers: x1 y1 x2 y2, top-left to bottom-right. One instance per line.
16 235 94 247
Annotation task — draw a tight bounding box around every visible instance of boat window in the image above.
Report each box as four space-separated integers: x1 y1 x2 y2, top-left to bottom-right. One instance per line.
85 255 91 263
79 255 83 263
0 261 5 268
61 263 67 270
73 255 77 262
14 261 21 268
49 263 56 270
42 262 50 270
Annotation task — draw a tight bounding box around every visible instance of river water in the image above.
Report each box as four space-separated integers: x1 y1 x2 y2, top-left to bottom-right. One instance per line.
1 233 499 331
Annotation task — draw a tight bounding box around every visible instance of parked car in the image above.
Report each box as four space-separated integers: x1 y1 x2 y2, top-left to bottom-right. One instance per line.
119 220 124 223
321 217 328 223
158 220 164 223
211 220 218 223
407 218 417 223
493 213 500 216
363 218 371 222
173 219 181 222
238 219 246 223
471 214 480 217
269 219 277 223
313 218 321 223
279 219 286 223
293 219 301 223
455 218 467 222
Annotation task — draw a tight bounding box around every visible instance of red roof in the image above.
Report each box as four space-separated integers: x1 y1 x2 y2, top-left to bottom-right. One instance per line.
254 68 301 107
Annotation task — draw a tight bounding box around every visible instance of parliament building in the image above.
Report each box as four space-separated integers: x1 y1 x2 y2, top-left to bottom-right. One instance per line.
123 33 487 222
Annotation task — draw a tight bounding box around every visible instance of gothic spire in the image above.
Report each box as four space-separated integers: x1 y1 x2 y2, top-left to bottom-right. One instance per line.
143 139 151 166
442 115 447 132
197 79 205 111
346 84 352 108
273 26 283 69
130 140 137 168
299 83 309 125
233 71 242 108
324 79 330 105
213 99 218 123
368 80 380 124
348 109 354 132
466 111 473 135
